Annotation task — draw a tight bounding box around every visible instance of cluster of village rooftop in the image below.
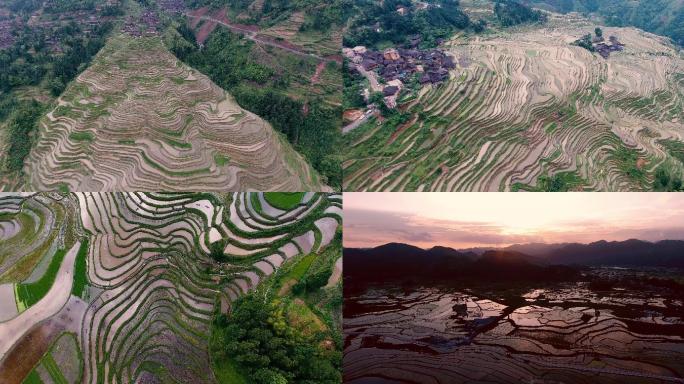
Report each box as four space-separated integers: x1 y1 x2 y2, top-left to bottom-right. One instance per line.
0 11 14 49
0 0 183 52
343 44 456 108
594 35 625 59
122 0 184 37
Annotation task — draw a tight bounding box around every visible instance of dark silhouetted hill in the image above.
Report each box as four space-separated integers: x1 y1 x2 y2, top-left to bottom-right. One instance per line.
546 239 684 267
344 243 579 285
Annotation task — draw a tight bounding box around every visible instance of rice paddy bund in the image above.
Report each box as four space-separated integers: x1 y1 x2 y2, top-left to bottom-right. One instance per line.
343 13 684 191
0 191 342 383
21 35 329 192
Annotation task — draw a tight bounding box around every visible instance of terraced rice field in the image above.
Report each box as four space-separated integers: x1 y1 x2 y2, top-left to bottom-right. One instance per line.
344 285 684 383
19 35 328 192
344 13 684 191
0 192 341 383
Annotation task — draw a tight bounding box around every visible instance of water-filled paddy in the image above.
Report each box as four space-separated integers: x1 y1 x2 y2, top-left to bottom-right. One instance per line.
344 280 684 383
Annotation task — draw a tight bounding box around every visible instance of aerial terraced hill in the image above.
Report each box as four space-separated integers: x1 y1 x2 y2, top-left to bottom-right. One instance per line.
20 34 328 192
0 191 342 383
343 13 684 191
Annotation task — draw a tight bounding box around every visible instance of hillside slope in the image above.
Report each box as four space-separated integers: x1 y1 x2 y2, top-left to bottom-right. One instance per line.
525 0 684 47
23 35 328 191
343 13 684 191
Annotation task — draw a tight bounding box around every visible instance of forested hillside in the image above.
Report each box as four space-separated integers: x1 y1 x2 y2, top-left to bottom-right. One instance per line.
166 15 343 188
0 0 118 187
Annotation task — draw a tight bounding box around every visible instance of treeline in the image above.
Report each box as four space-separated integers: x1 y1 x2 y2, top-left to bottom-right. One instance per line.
525 0 684 46
344 0 474 49
494 0 547 26
167 25 342 188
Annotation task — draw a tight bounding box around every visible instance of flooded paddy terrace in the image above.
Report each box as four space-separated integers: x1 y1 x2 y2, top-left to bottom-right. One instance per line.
344 274 684 383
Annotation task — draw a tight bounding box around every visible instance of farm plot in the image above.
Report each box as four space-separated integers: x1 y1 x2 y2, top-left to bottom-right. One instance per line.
344 13 684 191
21 35 328 192
0 192 342 384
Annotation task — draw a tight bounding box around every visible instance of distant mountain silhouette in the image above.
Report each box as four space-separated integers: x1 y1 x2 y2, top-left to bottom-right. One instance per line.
503 242 570 257
344 243 578 285
345 239 684 287
455 239 684 268
545 239 684 267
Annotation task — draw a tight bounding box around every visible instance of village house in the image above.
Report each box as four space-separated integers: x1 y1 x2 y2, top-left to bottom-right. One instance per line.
383 86 399 97
353 46 367 55
596 35 624 59
350 44 456 86
383 48 400 61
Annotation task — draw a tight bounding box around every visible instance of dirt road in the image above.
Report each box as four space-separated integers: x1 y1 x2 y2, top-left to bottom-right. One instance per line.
185 13 324 61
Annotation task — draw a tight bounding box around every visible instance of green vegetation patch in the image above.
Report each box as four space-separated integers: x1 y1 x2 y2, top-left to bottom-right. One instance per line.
513 171 586 192
21 371 43 384
71 239 89 299
611 145 645 181
659 139 684 164
211 359 248 384
263 192 305 210
4 101 45 173
210 293 340 384
68 132 94 142
15 248 66 309
214 153 230 167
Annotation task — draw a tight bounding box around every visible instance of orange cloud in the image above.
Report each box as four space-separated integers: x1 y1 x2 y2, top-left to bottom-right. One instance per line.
344 193 684 248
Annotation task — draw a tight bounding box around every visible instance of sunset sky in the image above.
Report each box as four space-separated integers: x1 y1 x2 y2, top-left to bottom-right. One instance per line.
344 193 684 249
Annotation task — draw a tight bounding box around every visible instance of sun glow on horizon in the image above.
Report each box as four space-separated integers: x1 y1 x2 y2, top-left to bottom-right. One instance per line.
344 193 684 249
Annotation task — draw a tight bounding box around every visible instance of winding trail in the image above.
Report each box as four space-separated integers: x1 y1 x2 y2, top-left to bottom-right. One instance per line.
184 12 324 61
0 241 81 361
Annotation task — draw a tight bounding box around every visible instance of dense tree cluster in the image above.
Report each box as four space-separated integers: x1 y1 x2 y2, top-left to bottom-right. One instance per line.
4 100 45 173
211 295 341 384
1 16 113 174
572 33 595 51
654 166 683 192
343 0 473 49
494 0 547 26
167 26 342 188
0 21 112 95
342 60 366 109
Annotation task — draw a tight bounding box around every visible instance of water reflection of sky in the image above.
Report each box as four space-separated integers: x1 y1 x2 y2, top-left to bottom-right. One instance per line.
345 282 684 383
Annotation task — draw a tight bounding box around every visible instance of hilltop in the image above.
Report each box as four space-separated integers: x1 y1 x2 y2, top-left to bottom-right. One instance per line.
22 35 328 191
